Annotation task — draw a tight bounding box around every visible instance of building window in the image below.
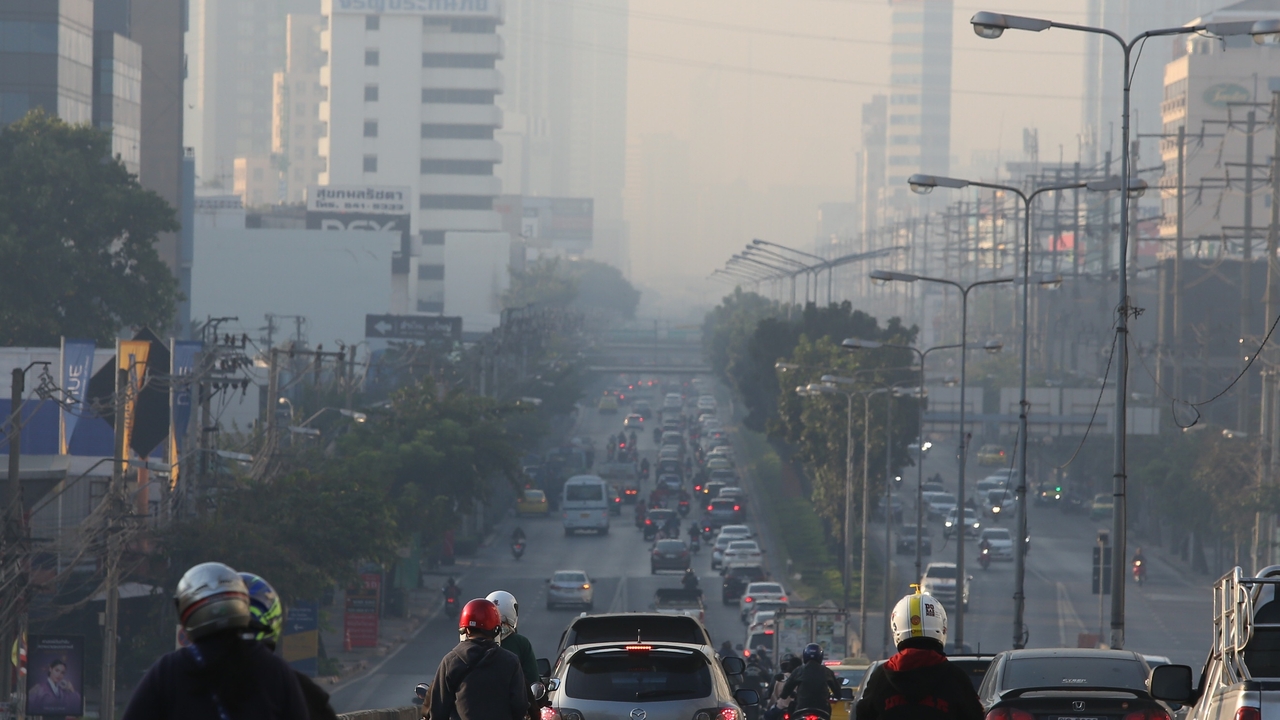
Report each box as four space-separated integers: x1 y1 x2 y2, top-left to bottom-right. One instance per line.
422 53 496 69
421 89 495 104
418 264 445 280
421 159 494 175
363 154 377 172
450 18 498 33
420 195 493 210
365 49 379 66
417 300 445 313
364 84 378 101
366 15 380 30
421 124 495 139
421 230 446 245
364 120 378 137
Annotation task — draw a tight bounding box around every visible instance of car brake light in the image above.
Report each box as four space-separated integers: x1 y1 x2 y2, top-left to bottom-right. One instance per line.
765 629 774 635
743 596 753 603
582 583 591 589
719 709 739 720
708 506 714 511
779 596 787 602
734 505 740 511
540 707 557 720
625 644 651 653
1235 710 1261 720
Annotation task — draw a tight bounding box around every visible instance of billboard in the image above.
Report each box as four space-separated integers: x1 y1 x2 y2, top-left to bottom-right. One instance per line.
26 636 84 718
332 0 500 17
307 185 411 260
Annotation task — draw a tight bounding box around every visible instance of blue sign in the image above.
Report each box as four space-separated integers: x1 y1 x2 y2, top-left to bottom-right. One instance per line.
282 601 319 677
60 339 95 454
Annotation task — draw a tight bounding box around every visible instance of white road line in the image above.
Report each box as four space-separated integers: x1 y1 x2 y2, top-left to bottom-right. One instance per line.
1056 581 1086 647
608 575 629 613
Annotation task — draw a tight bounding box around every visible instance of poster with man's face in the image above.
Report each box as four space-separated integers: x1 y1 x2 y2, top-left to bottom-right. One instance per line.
26 636 84 717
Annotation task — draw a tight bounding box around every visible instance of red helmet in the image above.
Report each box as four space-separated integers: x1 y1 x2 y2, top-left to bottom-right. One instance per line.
459 598 501 636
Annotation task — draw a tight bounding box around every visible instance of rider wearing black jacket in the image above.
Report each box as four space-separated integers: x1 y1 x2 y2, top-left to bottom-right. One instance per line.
781 644 841 714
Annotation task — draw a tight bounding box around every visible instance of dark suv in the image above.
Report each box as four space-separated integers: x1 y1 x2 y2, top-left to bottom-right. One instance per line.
721 565 766 605
978 649 1171 720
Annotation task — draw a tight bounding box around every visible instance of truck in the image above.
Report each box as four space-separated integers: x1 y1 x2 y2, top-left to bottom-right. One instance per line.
652 588 705 624
1151 565 1280 720
597 461 640 502
772 605 856 662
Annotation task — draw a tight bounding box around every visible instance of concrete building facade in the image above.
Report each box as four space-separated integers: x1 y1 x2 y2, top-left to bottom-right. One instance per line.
0 0 94 126
887 0 952 202
92 31 142 174
273 14 328 204
319 0 505 316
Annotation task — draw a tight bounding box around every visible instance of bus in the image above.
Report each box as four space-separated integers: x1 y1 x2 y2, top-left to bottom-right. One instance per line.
562 475 610 536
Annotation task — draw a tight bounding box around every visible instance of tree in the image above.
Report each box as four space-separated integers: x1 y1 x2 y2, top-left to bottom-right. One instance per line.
503 258 577 310
0 110 179 345
503 257 641 319
573 259 640 319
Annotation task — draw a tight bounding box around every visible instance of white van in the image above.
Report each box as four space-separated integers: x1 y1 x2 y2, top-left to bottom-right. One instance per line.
562 475 610 536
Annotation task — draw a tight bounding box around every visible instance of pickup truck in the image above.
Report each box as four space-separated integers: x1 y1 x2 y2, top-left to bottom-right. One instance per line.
1151 565 1280 720
652 588 705 624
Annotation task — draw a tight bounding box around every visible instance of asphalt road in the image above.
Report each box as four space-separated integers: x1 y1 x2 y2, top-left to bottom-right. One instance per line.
329 396 764 713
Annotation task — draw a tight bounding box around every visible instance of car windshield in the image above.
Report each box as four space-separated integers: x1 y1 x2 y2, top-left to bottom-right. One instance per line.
749 584 783 594
932 493 956 505
650 510 676 521
983 530 1011 541
566 484 603 501
728 542 757 550
554 572 587 583
948 658 993 691
566 648 713 702
748 632 773 649
925 566 957 579
721 526 749 535
832 667 869 688
711 500 736 509
656 540 685 552
524 490 545 501
1002 657 1148 691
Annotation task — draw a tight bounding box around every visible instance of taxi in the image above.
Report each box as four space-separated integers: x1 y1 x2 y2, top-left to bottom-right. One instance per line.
826 657 872 720
516 488 549 516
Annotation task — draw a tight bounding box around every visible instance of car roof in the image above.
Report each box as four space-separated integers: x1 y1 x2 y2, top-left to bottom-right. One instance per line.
1001 648 1142 661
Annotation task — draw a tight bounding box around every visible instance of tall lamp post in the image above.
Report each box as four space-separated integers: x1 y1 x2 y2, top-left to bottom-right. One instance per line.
868 269 1012 648
753 238 832 305
903 173 1123 648
967 10 1273 650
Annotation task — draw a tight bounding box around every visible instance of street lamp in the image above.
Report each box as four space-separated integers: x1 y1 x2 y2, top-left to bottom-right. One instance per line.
868 270 1012 648
754 238 833 305
968 7 1265 650
904 172 1118 648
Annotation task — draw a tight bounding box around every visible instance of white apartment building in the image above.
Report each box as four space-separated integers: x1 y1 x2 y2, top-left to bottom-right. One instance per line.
319 0 505 316
887 0 952 201
274 14 329 204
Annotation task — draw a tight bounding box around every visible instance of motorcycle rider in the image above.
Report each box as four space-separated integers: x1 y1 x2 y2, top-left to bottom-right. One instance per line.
485 590 542 718
121 562 309 720
443 577 463 612
681 568 700 592
780 643 841 717
742 654 772 717
240 572 339 720
640 457 650 479
1132 547 1147 580
511 527 526 544
855 591 984 720
426 598 528 720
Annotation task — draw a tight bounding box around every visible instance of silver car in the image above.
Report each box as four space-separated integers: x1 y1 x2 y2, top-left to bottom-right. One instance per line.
545 641 758 720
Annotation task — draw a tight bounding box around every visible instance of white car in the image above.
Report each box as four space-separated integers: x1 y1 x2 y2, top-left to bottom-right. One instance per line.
697 395 717 411
979 527 1015 561
984 489 1016 519
925 492 957 521
711 526 752 568
546 570 594 610
739 581 788 620
920 562 969 610
943 507 982 538
722 540 762 567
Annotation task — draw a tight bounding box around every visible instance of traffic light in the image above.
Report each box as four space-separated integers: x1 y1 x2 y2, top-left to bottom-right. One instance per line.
1092 546 1112 595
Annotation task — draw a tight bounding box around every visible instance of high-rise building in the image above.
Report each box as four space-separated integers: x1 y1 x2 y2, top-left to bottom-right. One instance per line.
92 32 142 174
319 0 505 316
498 0 629 272
886 0 952 202
273 14 327 204
0 1 94 126
860 95 887 235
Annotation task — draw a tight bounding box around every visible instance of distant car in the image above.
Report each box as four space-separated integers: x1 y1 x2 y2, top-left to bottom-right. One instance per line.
943 507 982 539
623 413 644 429
705 457 734 472
547 570 594 610
658 473 682 491
650 539 692 573
739 581 787 621
920 562 969 610
896 523 932 555
984 489 1015 520
722 540 763 567
921 480 945 494
1090 493 1114 520
946 654 995 691
712 526 753 569
976 649 1166 720
977 444 1007 466
516 488 549 516
978 527 1014 561
722 564 767 604
597 395 619 414
697 395 717 412
705 498 744 527
644 509 680 541
718 487 747 506
924 492 957 521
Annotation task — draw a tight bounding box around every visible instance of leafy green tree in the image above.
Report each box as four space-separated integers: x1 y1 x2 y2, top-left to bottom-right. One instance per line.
573 259 641 319
0 110 178 345
702 288 780 386
503 257 640 319
504 258 578 310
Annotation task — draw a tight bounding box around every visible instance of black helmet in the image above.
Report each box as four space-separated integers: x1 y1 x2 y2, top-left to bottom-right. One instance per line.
802 643 823 664
175 562 251 641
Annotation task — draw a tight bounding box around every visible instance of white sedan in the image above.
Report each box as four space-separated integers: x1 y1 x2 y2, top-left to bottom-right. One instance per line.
739 581 788 620
979 528 1015 561
722 540 762 567
546 570 594 610
711 526 752 568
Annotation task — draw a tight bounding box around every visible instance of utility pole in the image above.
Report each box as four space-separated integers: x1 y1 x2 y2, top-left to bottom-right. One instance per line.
1241 110 1257 432
265 349 280 454
2 368 22 717
1176 125 1186 400
101 366 128 720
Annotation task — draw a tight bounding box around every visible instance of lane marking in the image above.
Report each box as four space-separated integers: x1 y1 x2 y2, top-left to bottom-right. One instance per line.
609 575 629 613
1056 581 1086 647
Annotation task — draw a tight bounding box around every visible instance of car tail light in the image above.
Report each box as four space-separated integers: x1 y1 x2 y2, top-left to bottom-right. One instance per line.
779 596 787 602
540 707 558 720
626 644 651 653
734 505 740 511
743 596 753 603
1235 709 1261 720
708 506 714 512
718 709 739 720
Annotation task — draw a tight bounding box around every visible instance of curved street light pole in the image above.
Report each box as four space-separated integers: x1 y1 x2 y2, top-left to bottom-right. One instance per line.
869 270 1013 649
754 238 832 305
968 7 1268 652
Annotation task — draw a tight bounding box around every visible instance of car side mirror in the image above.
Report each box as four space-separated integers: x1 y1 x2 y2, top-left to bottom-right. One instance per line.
734 688 760 707
414 682 429 704
531 682 546 699
1150 664 1195 703
722 656 746 676
841 687 855 700
841 678 850 685
547 678 561 692
537 658 552 679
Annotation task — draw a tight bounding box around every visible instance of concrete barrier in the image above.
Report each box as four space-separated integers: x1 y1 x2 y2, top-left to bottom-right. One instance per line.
337 707 420 720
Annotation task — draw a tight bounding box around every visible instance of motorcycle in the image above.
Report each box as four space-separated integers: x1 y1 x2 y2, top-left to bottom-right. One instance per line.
701 525 714 541
979 546 991 570
678 499 690 517
444 594 459 618
1133 559 1146 585
512 540 526 560
690 535 701 553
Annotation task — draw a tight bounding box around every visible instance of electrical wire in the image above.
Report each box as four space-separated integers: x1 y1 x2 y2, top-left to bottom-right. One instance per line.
1056 326 1119 470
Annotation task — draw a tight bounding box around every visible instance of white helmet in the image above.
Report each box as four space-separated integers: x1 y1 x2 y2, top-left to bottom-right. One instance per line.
890 591 947 649
486 590 519 639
